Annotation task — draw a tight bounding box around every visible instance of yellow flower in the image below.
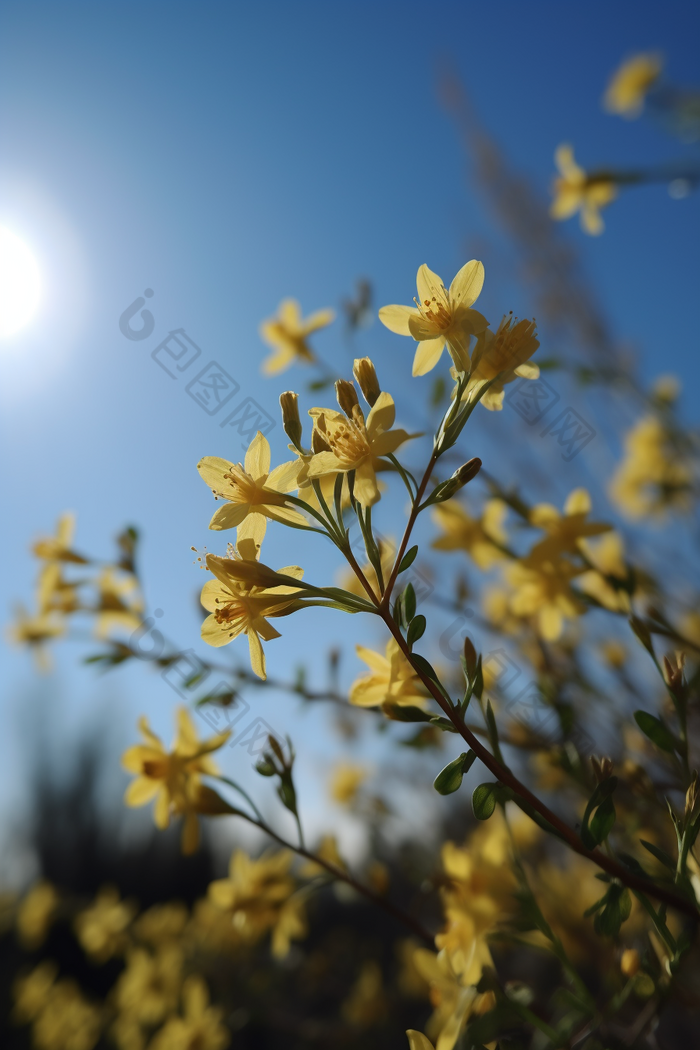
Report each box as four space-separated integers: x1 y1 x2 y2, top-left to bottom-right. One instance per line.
506 556 585 641
149 975 229 1050
32 512 87 563
603 53 662 118
93 568 143 638
6 604 65 670
133 902 189 945
577 531 631 613
16 880 59 950
306 392 415 507
330 762 366 804
208 848 305 957
411 948 481 1050
407 1033 436 1050
432 499 508 569
550 144 617 235
528 488 611 560
463 315 539 410
349 638 429 709
74 886 136 962
260 298 335 375
13 961 58 1023
122 707 230 854
379 262 488 376
31 977 102 1050
341 960 386 1027
200 549 305 678
198 430 305 546
609 415 693 518
113 944 183 1025
37 563 81 615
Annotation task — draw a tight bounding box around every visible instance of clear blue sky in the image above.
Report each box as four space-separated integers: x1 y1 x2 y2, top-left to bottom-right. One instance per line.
1 1 698 858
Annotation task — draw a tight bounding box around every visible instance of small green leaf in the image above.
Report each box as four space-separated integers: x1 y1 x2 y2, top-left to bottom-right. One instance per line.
398 545 418 573
594 884 631 937
382 703 433 723
429 716 459 733
634 711 677 752
640 839 676 871
277 776 297 814
407 614 426 647
588 795 616 846
412 654 439 681
403 583 416 623
588 775 618 810
434 751 476 795
472 783 498 820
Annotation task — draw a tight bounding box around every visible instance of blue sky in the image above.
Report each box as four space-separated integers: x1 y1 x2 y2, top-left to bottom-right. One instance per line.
1 1 698 862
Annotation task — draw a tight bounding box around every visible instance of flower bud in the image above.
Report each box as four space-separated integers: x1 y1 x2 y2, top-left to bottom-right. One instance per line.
454 457 482 485
335 378 360 418
353 357 381 407
620 949 640 977
279 391 303 449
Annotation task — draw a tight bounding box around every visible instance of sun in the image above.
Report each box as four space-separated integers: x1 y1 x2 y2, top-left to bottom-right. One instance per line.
0 226 41 338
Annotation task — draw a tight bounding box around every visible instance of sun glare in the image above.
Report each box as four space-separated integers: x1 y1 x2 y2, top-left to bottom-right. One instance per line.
0 226 41 338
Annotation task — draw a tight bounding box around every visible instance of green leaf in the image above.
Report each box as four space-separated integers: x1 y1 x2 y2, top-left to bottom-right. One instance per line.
412 654 439 681
594 884 631 937
634 711 677 753
403 583 416 623
588 795 616 846
640 839 676 871
429 716 459 733
407 614 426 647
382 704 433 723
308 378 332 391
588 775 618 810
277 775 298 815
472 783 498 820
398 545 418 573
434 751 476 795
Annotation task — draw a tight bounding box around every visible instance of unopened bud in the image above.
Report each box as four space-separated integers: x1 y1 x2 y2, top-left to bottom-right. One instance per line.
335 378 360 418
463 636 478 679
279 391 303 449
685 772 698 821
591 755 614 783
455 457 482 485
424 458 482 507
620 949 640 977
662 651 685 692
353 357 381 407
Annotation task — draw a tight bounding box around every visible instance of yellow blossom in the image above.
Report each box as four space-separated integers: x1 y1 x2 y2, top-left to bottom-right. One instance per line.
32 512 87 563
200 549 305 678
330 762 366 804
122 707 230 854
609 415 693 518
74 886 136 962
529 488 611 560
113 943 183 1025
260 298 334 375
12 961 58 1023
577 531 631 612
407 1033 436 1050
305 391 415 507
341 960 386 1027
6 604 64 669
506 556 586 641
31 977 102 1050
149 975 229 1050
16 880 59 950
550 144 617 235
432 499 508 569
379 261 488 376
604 53 662 118
198 430 306 548
93 568 143 638
349 637 429 710
464 315 539 410
411 948 481 1050
38 562 81 615
208 848 305 957
133 901 189 945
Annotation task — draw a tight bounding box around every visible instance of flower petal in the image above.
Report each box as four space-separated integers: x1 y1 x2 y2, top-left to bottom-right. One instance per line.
124 776 160 807
244 432 271 478
198 456 235 494
267 459 301 493
448 260 484 309
378 304 418 336
412 338 445 376
564 488 591 516
208 502 249 531
303 308 335 333
354 460 380 507
416 263 445 304
366 391 395 439
247 630 267 679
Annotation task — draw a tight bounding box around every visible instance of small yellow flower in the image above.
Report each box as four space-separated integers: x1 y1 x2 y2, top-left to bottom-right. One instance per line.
6 604 65 670
260 298 335 375
113 943 183 1026
37 562 81 615
74 886 136 962
93 568 143 638
528 488 611 560
306 392 415 507
12 961 58 1024
330 762 366 804
300 834 347 877
208 848 305 957
506 556 586 641
32 512 87 563
149 975 229 1050
341 960 386 1027
122 707 230 854
200 549 305 678
609 415 692 518
379 262 488 376
432 499 508 569
133 902 189 945
198 430 305 546
550 144 617 235
32 977 102 1050
16 880 59 950
577 531 631 613
464 315 539 410
349 638 429 709
604 53 662 118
